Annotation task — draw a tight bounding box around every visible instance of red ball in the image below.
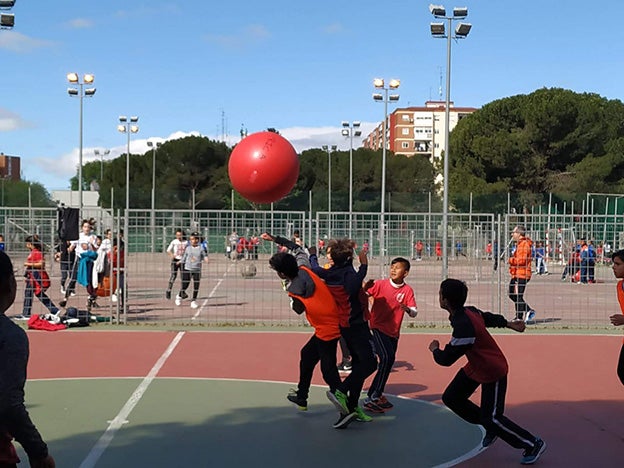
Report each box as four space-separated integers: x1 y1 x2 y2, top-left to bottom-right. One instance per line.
228 131 299 204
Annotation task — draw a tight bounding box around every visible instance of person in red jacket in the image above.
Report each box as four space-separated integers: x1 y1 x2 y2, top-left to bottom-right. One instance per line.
429 278 546 465
610 249 624 386
508 225 536 322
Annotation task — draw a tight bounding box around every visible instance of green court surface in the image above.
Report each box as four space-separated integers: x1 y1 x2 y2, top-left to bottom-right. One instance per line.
19 378 483 468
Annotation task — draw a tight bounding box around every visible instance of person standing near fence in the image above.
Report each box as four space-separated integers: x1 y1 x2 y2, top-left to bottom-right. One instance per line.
165 229 187 300
0 251 56 468
59 220 98 311
609 250 624 386
17 236 59 321
175 232 208 309
508 225 536 322
54 239 75 296
429 278 546 465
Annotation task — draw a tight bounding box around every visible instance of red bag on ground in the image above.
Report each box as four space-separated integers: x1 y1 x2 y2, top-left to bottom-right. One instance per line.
27 314 67 331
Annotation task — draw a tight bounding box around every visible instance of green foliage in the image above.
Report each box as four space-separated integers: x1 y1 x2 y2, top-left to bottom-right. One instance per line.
449 88 624 212
0 179 54 207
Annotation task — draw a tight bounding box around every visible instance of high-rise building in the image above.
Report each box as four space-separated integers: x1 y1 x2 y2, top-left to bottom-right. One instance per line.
0 152 20 181
363 101 477 164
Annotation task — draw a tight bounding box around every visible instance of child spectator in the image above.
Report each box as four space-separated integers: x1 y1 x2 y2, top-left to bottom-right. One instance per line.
17 236 59 320
363 257 417 413
175 232 208 309
165 229 187 300
429 278 546 465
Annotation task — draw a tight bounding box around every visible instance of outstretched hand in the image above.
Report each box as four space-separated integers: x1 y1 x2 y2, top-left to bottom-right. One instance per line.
260 233 274 242
610 314 624 326
363 279 375 291
428 340 440 352
507 319 526 333
358 249 368 265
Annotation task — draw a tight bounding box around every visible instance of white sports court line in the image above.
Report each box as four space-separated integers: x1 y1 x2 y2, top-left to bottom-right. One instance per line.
78 331 186 468
192 261 237 320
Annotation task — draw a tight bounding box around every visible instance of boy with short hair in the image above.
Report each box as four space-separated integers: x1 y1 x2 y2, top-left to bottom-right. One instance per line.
363 257 417 413
175 232 208 309
165 229 187 300
429 278 546 465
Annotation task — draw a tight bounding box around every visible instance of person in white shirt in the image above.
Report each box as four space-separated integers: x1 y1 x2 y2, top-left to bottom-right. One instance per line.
59 219 98 310
165 229 187 300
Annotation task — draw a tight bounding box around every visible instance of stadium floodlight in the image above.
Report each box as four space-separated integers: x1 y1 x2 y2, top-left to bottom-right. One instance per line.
430 22 446 36
455 22 472 37
453 7 468 18
0 13 14 28
0 1 16 9
429 4 446 17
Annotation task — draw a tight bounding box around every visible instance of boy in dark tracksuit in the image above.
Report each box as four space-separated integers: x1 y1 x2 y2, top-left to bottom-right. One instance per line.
429 278 546 465
262 233 342 414
311 238 377 429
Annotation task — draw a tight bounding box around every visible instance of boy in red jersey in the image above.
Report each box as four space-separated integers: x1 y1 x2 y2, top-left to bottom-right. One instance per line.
429 278 546 465
609 250 624 386
362 257 417 412
261 233 344 420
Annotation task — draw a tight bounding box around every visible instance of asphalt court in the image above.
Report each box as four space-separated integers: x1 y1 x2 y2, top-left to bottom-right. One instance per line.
19 378 482 468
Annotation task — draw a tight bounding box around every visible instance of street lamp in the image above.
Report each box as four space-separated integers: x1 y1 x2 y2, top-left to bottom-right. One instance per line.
321 144 337 238
67 72 96 215
147 140 162 253
94 148 110 183
341 121 362 238
430 4 472 279
373 78 400 275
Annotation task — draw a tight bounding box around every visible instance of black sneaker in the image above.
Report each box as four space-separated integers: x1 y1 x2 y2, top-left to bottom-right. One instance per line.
180 291 189 300
337 361 352 373
482 430 498 448
286 391 308 411
59 299 67 308
332 411 357 429
165 290 171 300
521 438 546 465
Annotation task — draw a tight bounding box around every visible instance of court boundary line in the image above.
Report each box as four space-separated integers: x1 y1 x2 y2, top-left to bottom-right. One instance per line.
78 331 185 468
193 262 237 320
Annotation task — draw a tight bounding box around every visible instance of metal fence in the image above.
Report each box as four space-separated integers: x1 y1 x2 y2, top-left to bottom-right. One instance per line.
0 207 621 330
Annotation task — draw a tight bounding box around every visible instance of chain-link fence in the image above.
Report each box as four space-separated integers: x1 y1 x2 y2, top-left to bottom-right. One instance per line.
0 207 621 330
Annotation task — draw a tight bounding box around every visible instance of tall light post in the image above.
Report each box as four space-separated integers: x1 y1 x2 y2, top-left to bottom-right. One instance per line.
67 72 96 215
430 4 472 279
147 140 162 253
373 78 400 275
341 121 362 238
117 116 139 219
94 148 110 183
321 144 337 238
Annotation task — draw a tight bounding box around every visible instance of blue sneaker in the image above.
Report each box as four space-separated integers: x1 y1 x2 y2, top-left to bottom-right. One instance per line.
525 310 536 323
521 438 546 465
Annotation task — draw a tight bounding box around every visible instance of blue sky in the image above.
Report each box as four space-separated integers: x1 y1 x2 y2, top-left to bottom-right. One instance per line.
1 0 622 191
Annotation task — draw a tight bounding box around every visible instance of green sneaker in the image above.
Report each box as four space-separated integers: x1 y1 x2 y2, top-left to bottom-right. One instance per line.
326 390 349 415
355 406 373 422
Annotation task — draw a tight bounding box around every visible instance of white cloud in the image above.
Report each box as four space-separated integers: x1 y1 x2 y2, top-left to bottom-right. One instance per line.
203 24 271 50
0 108 33 132
0 31 55 53
322 22 344 34
66 18 94 29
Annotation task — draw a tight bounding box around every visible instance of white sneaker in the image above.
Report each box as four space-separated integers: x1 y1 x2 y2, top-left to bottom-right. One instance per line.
190 301 198 309
60 286 66 295
111 294 118 303
175 295 182 306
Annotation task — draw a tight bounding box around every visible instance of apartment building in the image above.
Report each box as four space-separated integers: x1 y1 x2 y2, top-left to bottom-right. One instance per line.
363 100 477 164
0 152 20 181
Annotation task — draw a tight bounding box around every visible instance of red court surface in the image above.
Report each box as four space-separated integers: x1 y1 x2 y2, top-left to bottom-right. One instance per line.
26 330 624 467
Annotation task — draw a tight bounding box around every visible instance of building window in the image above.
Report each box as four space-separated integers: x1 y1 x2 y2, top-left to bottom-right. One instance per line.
401 114 410 121
402 128 410 135
402 142 410 149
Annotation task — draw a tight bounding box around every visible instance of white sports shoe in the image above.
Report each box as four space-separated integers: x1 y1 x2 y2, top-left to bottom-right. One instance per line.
111 294 118 303
175 295 182 306
190 301 198 309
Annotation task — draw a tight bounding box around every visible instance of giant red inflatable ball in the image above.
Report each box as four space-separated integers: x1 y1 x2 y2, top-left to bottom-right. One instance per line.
228 131 299 204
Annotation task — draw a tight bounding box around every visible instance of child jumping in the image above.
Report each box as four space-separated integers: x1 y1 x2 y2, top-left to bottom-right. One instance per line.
429 278 546 465
363 257 417 413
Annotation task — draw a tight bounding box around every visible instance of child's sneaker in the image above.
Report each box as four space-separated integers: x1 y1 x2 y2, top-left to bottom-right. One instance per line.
111 294 118 303
363 397 385 413
175 295 182 306
190 301 198 309
354 406 373 422
482 430 498 448
332 411 357 429
180 291 189 300
377 395 394 409
165 290 171 300
337 361 352 374
521 438 546 465
326 389 349 415
286 389 307 411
